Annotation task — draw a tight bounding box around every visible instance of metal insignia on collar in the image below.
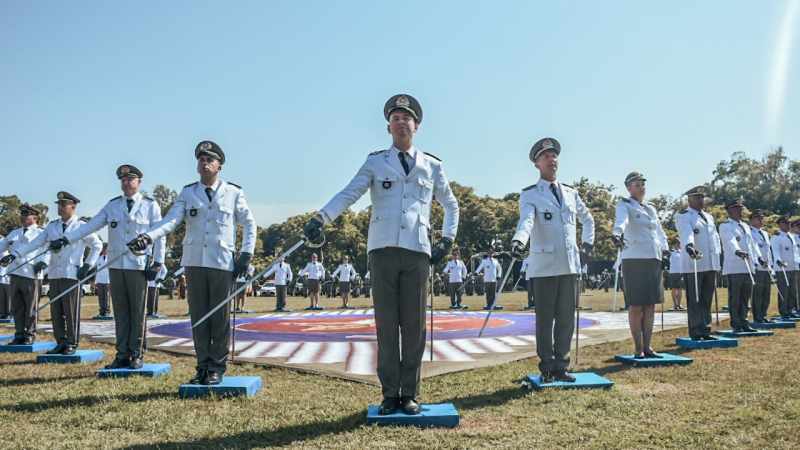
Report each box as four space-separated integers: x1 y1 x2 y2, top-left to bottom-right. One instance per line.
190 208 197 217
544 212 552 220
110 221 117 228
693 229 699 235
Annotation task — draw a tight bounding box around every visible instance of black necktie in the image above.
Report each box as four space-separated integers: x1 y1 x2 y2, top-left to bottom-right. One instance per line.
398 152 410 175
22 227 28 235
126 198 133 212
62 223 67 232
549 183 561 206
698 212 707 223
205 187 213 203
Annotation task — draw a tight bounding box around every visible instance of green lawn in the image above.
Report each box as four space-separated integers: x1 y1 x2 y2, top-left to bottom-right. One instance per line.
1 288 798 449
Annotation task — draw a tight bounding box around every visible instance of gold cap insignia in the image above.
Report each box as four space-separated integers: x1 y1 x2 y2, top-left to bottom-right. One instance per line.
120 166 130 174
697 187 705 194
57 192 64 199
542 139 554 150
199 142 213 151
396 96 410 107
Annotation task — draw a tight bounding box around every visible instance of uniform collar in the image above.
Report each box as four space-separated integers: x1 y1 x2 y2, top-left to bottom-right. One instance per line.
537 178 559 190
202 179 222 193
124 192 142 202
391 145 418 161
61 215 77 226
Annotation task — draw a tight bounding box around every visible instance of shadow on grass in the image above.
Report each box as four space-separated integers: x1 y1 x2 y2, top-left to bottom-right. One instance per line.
443 386 528 411
114 411 365 450
3 391 170 413
0 375 87 388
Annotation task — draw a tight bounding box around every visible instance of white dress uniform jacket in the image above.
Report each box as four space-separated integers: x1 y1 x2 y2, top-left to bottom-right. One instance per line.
0 244 7 285
95 255 111 284
675 208 721 274
145 180 256 270
719 219 761 276
613 197 668 260
333 264 356 282
64 192 165 270
512 179 595 278
475 257 502 282
771 231 799 271
750 226 773 273
264 262 292 285
669 249 681 273
299 262 325 280
318 146 458 256
443 259 467 283
235 265 255 283
0 225 49 280
16 216 102 280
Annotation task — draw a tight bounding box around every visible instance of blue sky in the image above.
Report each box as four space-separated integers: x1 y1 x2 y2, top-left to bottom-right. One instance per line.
2 1 798 234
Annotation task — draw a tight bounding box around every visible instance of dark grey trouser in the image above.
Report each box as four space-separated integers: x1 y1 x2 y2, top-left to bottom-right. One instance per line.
276 285 287 310
728 273 752 328
752 271 771 321
526 278 535 307
370 247 428 399
449 281 462 306
484 282 497 306
49 278 80 346
186 267 232 373
684 271 716 339
776 270 797 316
146 286 159 314
533 275 577 373
10 275 38 340
791 272 800 312
96 283 111 315
110 269 148 360
0 282 10 317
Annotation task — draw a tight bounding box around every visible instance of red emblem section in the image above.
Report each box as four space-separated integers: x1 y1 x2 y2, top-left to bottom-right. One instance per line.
238 316 511 334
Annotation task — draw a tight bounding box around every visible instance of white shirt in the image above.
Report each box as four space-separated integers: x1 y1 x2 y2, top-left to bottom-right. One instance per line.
95 254 111 284
613 197 669 261
719 218 761 276
674 207 721 274
0 225 50 280
264 262 292 285
299 261 325 279
148 264 168 287
333 263 356 282
668 249 682 273
443 259 467 283
475 257 502 283
16 216 102 280
770 231 798 271
749 226 772 273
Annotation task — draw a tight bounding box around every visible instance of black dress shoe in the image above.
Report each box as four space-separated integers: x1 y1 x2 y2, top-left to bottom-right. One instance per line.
741 326 758 333
378 397 400 415
400 396 421 415
701 335 718 341
790 313 800 319
46 343 66 354
104 358 129 369
22 336 35 345
129 357 143 370
8 338 24 345
554 371 576 382
690 336 703 341
204 370 222 385
62 345 77 355
189 369 207 385
764 318 776 323
732 327 744 333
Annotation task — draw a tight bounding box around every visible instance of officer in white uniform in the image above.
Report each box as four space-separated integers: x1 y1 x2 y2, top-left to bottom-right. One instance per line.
792 219 800 315
129 141 256 385
668 238 684 310
475 249 503 308
511 138 595 383
299 253 325 308
719 198 763 333
53 165 165 369
95 244 112 316
14 192 102 355
442 251 467 307
264 258 292 310
332 257 357 308
303 94 459 415
771 216 799 319
146 262 168 315
0 205 50 343
0 237 9 319
675 186 722 341
749 210 774 323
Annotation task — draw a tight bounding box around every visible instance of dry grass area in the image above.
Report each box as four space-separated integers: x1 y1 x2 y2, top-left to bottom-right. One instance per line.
1 288 799 449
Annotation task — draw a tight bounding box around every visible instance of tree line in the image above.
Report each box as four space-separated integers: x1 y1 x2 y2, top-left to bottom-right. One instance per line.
2 147 797 278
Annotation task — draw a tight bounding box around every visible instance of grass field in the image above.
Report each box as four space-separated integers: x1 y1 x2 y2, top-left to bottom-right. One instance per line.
1 287 799 449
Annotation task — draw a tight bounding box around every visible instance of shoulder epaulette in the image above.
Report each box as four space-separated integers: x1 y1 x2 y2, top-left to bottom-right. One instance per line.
561 183 573 189
142 196 154 202
110 195 122 202
227 182 242 189
679 209 688 214
369 149 386 156
79 218 88 223
522 184 536 191
184 182 198 188
621 198 631 203
424 152 441 162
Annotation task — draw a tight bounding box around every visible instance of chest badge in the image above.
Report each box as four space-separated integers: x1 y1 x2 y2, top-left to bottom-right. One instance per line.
693 228 699 235
190 207 197 217
110 221 117 228
735 237 741 241
382 180 392 189
544 212 552 220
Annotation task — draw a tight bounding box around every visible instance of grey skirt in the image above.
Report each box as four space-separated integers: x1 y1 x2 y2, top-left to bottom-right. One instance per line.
622 259 665 306
668 273 684 289
307 279 320 293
